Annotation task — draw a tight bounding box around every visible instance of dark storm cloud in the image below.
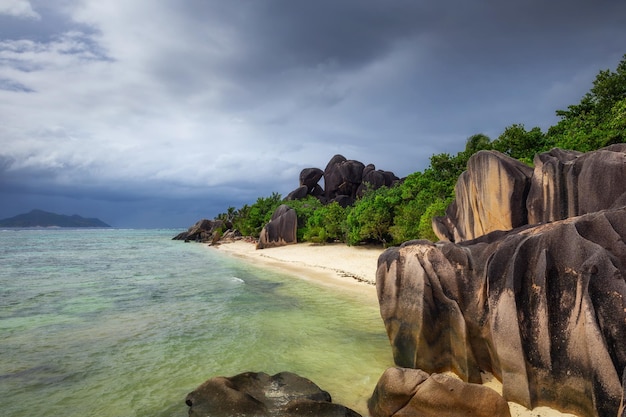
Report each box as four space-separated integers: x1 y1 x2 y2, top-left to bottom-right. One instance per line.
0 0 625 227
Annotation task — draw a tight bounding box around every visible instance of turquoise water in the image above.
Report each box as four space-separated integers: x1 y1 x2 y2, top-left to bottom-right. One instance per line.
0 229 393 416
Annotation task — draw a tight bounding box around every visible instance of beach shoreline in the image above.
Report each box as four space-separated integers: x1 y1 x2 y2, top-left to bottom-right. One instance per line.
208 239 579 417
211 240 383 304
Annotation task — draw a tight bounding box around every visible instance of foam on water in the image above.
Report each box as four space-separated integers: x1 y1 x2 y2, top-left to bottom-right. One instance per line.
0 229 393 417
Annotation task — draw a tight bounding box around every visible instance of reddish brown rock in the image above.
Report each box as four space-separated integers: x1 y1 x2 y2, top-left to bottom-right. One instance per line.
527 145 626 224
377 207 626 417
368 367 510 417
433 150 533 242
435 146 626 244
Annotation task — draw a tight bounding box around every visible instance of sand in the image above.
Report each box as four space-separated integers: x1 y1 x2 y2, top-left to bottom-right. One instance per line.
210 240 579 417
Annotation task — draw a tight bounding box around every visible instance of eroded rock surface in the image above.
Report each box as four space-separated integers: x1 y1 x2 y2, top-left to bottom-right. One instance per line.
368 367 511 417
433 150 533 242
185 371 361 417
435 146 626 243
324 155 366 201
257 205 297 249
172 218 224 242
527 144 626 224
377 207 626 417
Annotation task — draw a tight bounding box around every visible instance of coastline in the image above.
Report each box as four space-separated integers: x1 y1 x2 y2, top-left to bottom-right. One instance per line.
209 240 578 417
211 240 382 304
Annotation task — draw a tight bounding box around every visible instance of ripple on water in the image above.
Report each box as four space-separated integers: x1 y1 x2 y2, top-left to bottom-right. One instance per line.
0 230 393 417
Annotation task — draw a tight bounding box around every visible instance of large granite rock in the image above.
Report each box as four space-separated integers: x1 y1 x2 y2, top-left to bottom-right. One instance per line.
300 167 324 191
172 218 224 242
435 146 626 243
356 164 400 198
377 207 626 417
324 155 366 201
285 185 309 201
620 367 626 417
368 367 511 417
527 144 626 224
433 150 533 242
286 157 399 206
185 371 361 417
257 204 298 249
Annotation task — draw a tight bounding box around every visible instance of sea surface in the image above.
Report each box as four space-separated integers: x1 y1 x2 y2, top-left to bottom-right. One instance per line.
0 228 393 417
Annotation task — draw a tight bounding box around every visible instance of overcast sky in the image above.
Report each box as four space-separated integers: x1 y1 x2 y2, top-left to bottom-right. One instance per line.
1 0 625 228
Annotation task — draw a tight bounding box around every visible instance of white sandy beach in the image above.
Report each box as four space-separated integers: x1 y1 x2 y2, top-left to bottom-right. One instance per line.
211 240 578 417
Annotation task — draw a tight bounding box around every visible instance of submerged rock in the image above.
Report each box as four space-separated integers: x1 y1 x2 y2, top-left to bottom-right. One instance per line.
185 371 362 417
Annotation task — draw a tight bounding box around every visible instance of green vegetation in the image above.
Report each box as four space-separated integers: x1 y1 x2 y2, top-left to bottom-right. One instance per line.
215 54 626 246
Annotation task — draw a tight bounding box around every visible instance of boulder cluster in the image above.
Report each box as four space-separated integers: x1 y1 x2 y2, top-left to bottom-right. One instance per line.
285 154 400 207
258 155 399 249
174 154 398 247
373 145 626 417
172 218 242 243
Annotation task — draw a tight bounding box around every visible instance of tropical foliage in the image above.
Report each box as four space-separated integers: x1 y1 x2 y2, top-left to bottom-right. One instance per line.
215 54 626 246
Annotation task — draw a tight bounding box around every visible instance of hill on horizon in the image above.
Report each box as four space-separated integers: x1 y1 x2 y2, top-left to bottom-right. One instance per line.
0 209 111 228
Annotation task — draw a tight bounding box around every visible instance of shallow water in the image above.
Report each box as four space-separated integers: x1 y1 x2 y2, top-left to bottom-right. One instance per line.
0 229 393 416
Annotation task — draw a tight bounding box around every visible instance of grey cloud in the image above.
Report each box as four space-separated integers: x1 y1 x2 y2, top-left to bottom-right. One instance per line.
0 0 40 20
0 77 34 91
1 0 625 227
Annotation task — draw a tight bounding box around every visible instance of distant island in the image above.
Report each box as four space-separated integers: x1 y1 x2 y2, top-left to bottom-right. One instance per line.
0 209 111 228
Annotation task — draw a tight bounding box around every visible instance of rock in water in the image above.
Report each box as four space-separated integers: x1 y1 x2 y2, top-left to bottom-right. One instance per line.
185 371 362 417
377 207 626 417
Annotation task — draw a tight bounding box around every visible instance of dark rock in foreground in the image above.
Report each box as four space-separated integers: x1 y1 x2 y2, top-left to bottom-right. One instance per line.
185 371 362 417
368 367 511 417
377 207 626 417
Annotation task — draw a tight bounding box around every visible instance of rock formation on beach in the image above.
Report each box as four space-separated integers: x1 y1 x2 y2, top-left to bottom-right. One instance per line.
369 368 511 417
185 371 361 417
173 218 223 242
259 155 399 248
433 144 626 243
256 204 298 249
285 154 400 206
374 146 626 417
176 154 399 246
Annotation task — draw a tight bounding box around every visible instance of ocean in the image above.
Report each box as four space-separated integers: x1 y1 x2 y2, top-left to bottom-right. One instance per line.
0 228 393 417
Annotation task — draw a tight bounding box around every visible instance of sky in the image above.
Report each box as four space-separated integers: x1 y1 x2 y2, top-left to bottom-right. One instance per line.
1 1 625 228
